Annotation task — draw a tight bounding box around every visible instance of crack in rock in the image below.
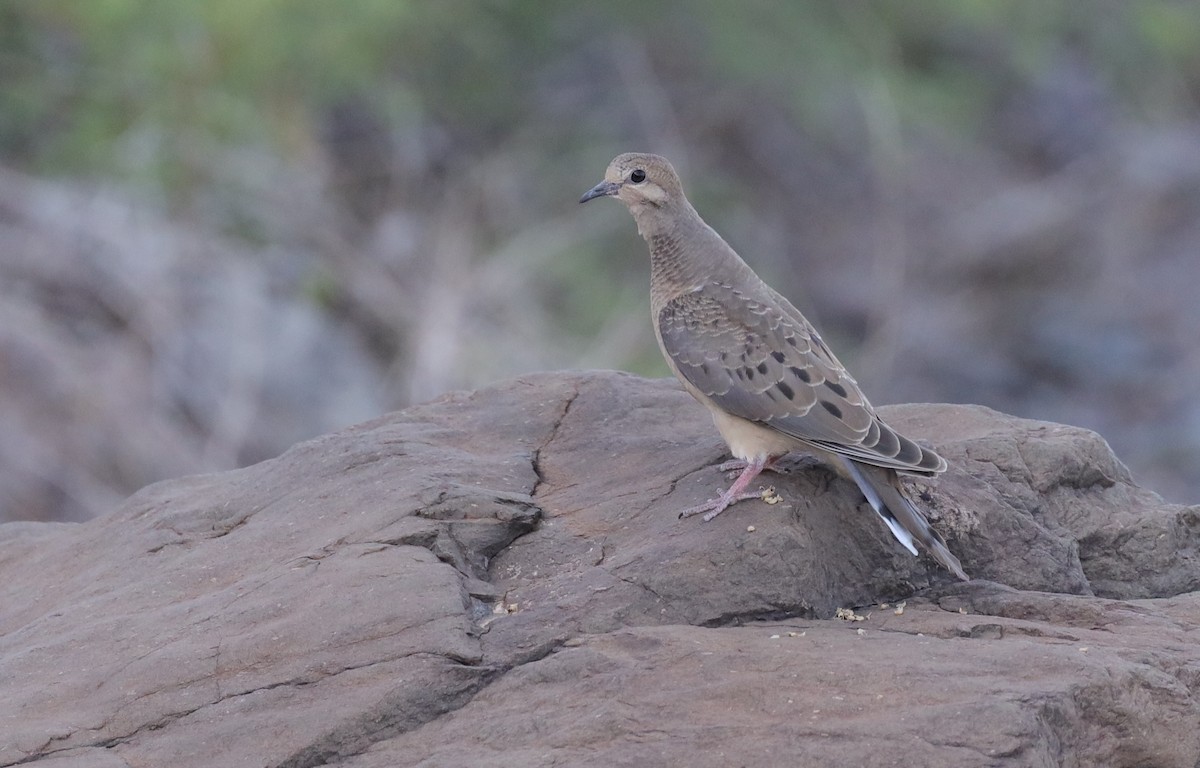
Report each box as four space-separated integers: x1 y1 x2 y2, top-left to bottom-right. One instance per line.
530 386 581 499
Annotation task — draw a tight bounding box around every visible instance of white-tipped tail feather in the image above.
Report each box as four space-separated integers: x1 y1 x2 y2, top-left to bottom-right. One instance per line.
838 457 967 580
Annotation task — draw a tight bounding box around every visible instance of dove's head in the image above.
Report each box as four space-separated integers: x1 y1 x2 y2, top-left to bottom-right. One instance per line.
580 153 691 235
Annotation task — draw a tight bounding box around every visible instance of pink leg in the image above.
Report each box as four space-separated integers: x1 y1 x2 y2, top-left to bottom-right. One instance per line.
680 455 773 522
717 456 781 475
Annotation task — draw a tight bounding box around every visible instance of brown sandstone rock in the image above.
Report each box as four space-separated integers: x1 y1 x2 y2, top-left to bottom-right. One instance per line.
0 371 1196 767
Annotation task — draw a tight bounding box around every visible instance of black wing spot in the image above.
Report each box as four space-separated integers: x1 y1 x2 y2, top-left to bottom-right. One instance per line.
777 381 795 400
824 380 848 398
756 362 768 375
785 336 798 347
789 366 812 383
699 362 710 376
771 351 786 363
820 400 843 419
745 367 755 381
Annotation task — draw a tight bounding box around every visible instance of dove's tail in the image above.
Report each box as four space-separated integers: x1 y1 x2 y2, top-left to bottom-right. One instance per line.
837 457 968 581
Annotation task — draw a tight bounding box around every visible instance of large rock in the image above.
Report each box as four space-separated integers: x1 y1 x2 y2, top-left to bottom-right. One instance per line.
1 371 1196 767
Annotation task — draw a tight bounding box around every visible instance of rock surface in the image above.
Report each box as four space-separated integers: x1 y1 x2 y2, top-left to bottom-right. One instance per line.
1 370 1197 767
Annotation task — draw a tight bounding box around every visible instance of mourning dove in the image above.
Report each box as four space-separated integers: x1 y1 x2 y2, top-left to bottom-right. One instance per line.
581 152 967 580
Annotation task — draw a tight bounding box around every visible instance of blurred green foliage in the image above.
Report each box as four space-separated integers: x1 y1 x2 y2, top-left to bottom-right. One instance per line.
3 0 1200 382
3 0 1199 191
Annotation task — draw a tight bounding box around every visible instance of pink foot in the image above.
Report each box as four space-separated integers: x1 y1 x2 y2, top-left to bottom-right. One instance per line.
681 455 774 522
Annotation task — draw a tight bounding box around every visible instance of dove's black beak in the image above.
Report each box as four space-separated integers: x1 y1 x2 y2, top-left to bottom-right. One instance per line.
579 180 620 204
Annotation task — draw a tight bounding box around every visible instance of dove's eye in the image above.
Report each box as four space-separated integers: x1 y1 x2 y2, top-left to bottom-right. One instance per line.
630 169 646 183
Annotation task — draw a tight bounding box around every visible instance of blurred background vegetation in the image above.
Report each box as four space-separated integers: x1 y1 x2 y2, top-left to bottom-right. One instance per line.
2 0 1199 522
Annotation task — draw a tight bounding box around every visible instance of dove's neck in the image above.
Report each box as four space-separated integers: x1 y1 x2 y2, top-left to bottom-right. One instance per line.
640 202 751 307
